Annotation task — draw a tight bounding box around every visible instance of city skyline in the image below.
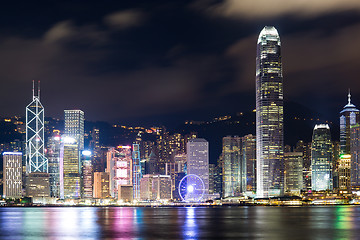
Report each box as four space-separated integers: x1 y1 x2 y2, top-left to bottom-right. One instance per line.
0 1 359 127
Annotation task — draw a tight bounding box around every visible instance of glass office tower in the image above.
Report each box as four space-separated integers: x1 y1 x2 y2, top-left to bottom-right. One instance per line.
256 26 284 197
311 124 333 191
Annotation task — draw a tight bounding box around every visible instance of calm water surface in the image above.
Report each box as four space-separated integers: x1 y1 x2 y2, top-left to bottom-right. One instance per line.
0 206 359 239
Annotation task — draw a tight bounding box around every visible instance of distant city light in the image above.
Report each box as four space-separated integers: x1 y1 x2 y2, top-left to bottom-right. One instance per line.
63 136 76 144
54 136 61 141
82 150 92 156
117 145 131 149
2 152 22 155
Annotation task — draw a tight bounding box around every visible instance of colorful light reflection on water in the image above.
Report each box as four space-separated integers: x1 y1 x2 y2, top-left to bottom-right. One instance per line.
1 206 360 239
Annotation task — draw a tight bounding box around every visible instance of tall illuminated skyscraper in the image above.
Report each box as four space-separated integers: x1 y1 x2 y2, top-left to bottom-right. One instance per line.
64 110 85 150
311 124 333 191
340 91 359 154
26 81 47 173
256 26 284 197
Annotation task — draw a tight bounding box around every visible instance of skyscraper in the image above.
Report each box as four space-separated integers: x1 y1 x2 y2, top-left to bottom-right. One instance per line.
187 138 209 195
107 146 132 198
60 136 81 199
284 152 303 195
242 134 256 193
64 110 85 150
222 136 242 197
46 133 61 198
350 124 360 187
81 150 93 198
132 143 141 200
26 81 47 173
311 124 333 191
256 26 284 197
340 91 359 154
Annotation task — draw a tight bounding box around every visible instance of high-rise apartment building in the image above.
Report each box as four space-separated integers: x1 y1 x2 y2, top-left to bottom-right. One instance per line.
284 152 303 195
187 138 209 195
64 110 85 150
256 26 284 197
3 152 22 198
311 124 333 191
26 81 47 173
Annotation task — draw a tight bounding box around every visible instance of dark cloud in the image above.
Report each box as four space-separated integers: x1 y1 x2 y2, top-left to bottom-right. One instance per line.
104 9 145 30
1 0 360 125
225 22 360 117
195 0 360 19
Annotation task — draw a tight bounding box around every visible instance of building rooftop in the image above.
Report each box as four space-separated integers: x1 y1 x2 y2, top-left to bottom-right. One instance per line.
257 26 281 45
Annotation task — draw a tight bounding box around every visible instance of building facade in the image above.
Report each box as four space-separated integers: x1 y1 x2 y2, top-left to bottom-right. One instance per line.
132 144 141 200
47 134 61 198
222 136 242 197
93 172 110 198
187 138 209 195
242 134 256 193
81 150 93 198
256 26 284 197
61 137 81 198
107 146 132 198
284 152 303 195
64 110 85 150
351 124 360 187
3 152 22 198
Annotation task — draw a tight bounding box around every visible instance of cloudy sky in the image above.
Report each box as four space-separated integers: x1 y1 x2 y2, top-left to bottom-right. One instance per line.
1 0 360 126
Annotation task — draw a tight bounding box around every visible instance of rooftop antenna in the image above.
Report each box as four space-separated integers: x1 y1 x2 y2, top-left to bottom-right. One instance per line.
38 80 40 99
32 80 35 99
348 88 351 105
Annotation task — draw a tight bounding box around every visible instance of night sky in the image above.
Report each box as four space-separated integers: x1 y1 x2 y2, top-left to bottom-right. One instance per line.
1 0 360 127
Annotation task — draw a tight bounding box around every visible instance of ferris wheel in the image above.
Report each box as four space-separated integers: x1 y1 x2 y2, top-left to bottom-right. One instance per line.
178 174 205 202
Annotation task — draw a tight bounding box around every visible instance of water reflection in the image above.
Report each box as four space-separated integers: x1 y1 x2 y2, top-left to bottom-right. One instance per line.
1 206 360 239
183 207 198 239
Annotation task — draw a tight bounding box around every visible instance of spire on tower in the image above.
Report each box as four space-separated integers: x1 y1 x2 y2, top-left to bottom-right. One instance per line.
32 80 35 99
348 89 351 105
38 80 40 99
